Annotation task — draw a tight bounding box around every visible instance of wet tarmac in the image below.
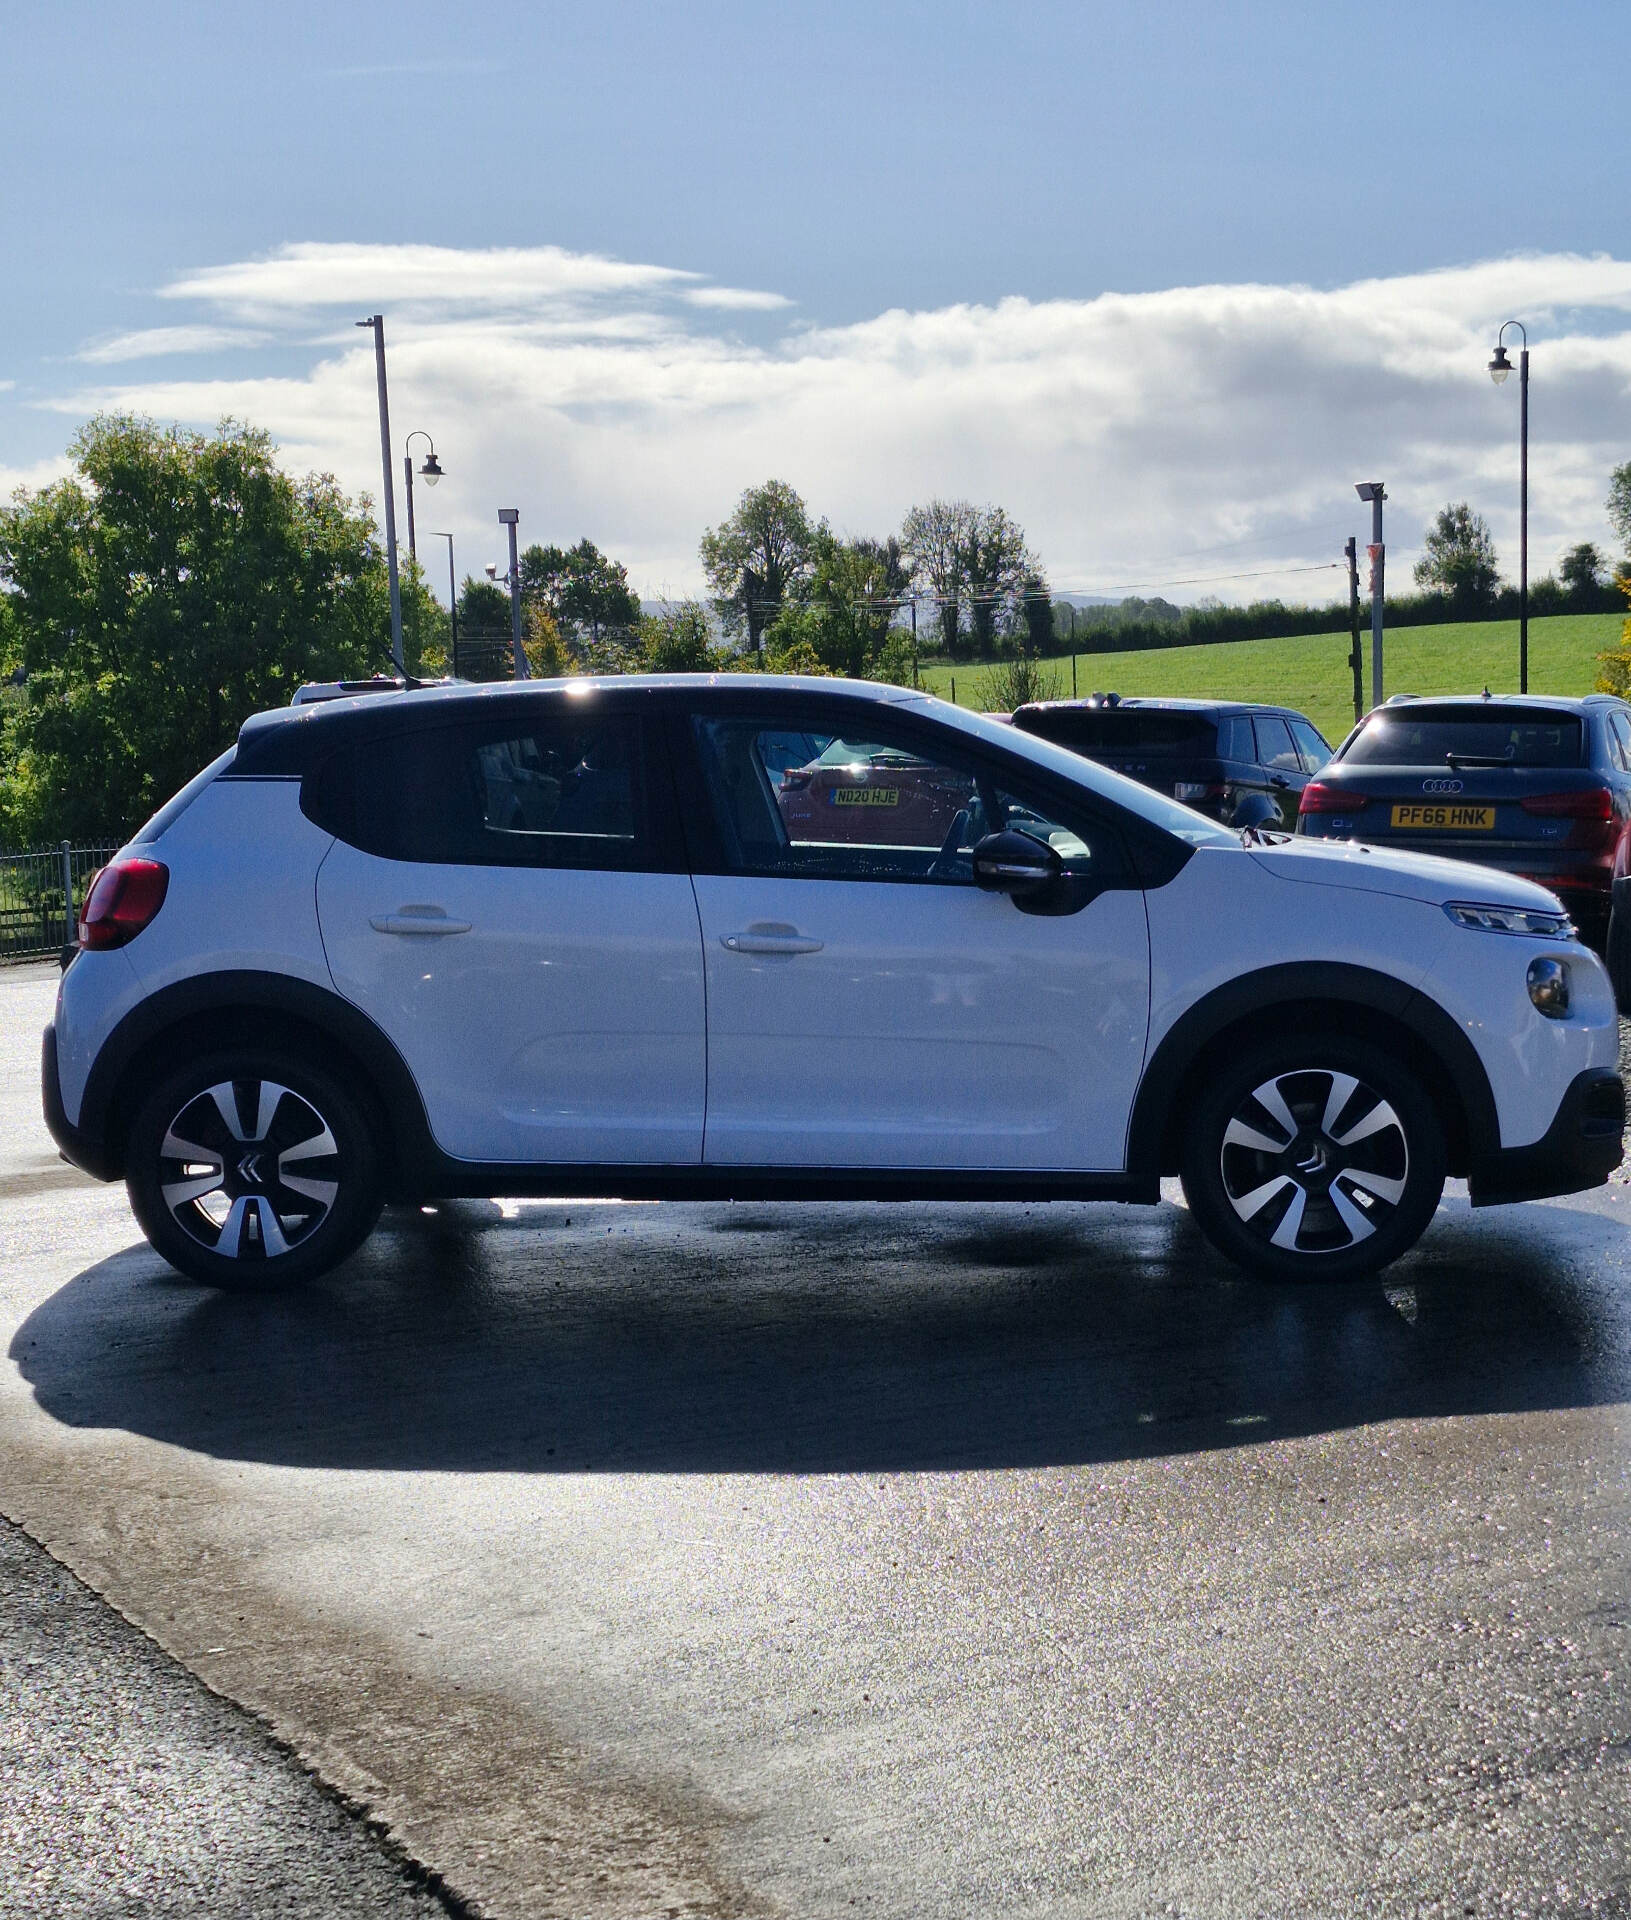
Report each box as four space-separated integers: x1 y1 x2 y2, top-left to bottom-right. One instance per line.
2 965 1628 1916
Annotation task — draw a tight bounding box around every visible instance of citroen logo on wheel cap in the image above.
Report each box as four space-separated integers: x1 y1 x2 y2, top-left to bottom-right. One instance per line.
238 1152 264 1186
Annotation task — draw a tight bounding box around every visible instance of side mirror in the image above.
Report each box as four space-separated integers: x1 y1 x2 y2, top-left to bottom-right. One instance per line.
971 828 1062 896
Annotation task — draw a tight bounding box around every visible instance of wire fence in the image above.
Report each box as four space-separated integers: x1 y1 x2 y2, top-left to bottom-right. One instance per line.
0 843 123 964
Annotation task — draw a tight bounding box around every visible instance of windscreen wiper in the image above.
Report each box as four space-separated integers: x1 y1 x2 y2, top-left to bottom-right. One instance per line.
1445 751 1516 769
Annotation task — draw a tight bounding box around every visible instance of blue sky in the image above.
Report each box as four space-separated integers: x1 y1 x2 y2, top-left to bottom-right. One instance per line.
4 0 1629 600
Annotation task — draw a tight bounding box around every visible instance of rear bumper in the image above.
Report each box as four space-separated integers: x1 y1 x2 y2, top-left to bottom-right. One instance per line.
42 1024 119 1182
1468 1067 1625 1206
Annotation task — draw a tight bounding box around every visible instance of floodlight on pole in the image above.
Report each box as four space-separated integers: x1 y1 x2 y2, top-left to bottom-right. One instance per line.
498 508 527 680
1490 320 1529 694
1355 482 1385 710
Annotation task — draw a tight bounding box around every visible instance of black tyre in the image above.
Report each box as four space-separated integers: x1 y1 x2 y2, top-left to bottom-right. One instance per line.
126 1050 383 1290
1179 1036 1446 1282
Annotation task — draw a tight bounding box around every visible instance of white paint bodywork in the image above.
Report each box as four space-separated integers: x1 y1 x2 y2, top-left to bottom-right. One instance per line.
314 840 706 1164
692 874 1148 1169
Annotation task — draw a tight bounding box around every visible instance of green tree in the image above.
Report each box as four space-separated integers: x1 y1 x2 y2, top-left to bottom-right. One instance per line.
0 414 418 847
901 498 976 655
1019 571 1054 656
700 480 815 653
1413 502 1499 611
763 531 911 678
454 575 514 680
1608 462 1631 556
639 600 715 672
520 538 640 648
1560 541 1605 598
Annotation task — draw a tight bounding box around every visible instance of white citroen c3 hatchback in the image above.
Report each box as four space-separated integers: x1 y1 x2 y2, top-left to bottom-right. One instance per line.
44 676 1624 1290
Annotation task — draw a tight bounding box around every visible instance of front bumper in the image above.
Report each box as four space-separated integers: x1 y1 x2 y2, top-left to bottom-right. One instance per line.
1468 1067 1625 1206
42 1023 119 1182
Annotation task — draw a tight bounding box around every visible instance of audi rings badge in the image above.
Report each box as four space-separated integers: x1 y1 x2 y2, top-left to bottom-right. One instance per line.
1421 777 1464 794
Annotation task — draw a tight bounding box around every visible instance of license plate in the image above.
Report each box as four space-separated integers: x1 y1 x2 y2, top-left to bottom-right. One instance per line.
832 787 898 806
1389 803 1496 830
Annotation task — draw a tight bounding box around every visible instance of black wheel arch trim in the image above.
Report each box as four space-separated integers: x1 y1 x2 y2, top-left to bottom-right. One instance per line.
1125 960 1501 1184
73 970 440 1189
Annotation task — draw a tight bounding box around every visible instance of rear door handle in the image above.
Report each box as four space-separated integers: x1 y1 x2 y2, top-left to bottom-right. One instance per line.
370 908 472 936
721 928 824 955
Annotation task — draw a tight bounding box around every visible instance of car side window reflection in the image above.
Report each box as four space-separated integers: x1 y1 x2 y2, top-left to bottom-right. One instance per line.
692 713 1117 885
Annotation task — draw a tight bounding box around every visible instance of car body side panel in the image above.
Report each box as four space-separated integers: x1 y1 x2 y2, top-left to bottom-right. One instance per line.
51 780 336 1126
1145 843 1619 1152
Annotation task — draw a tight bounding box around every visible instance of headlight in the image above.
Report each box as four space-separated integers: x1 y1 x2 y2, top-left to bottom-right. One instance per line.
1527 957 1570 1018
1444 901 1575 938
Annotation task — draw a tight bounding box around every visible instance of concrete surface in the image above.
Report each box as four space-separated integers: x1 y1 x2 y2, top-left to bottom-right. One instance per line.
2 960 1628 1916
0 1514 457 1918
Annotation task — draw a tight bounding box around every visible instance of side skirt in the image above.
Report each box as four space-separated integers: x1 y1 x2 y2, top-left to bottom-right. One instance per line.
403 1163 1159 1206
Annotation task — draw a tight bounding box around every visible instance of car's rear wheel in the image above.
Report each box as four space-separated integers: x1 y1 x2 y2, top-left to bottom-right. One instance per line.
126 1051 383 1290
1179 1036 1445 1282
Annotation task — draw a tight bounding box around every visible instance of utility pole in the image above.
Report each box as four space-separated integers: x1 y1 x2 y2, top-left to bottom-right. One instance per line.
429 533 457 678
1356 483 1385 709
498 509 528 679
1344 537 1363 724
356 315 404 676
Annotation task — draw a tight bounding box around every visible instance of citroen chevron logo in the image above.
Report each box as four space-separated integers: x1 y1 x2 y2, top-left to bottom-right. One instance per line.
238 1152 264 1186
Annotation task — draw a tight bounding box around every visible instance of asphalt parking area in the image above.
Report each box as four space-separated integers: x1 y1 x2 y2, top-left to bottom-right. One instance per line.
3 964 1629 1917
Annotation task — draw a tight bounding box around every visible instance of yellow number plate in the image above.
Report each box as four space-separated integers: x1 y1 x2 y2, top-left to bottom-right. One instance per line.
832 787 899 806
1389 803 1496 830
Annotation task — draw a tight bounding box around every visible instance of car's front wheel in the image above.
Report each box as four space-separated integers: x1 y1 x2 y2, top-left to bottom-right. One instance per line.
126 1050 383 1290
1179 1036 1445 1282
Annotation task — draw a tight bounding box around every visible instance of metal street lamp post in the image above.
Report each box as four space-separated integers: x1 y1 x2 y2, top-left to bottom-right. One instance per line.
497 509 528 679
1489 321 1529 695
427 532 458 678
355 314 404 676
1355 482 1386 709
402 430 444 564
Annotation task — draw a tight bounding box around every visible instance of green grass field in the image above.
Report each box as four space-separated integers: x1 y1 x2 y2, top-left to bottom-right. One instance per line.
917 612 1627 743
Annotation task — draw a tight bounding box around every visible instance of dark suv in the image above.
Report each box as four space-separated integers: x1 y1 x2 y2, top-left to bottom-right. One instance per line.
1296 694 1631 961
1009 697 1332 830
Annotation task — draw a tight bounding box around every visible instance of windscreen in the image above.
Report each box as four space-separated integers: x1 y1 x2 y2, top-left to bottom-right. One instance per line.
1017 709 1217 754
1342 708 1583 768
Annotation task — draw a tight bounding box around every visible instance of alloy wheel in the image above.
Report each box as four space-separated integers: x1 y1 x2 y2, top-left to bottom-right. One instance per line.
157 1079 340 1260
1219 1067 1409 1257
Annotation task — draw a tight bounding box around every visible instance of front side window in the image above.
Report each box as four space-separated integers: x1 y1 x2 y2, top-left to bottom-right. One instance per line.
313 710 656 869
692 711 1118 885
1288 718 1332 772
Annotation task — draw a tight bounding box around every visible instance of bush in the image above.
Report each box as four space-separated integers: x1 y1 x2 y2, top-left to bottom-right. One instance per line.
974 656 1062 712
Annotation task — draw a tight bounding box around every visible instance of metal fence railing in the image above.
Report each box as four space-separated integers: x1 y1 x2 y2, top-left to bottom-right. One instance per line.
1 842 123 963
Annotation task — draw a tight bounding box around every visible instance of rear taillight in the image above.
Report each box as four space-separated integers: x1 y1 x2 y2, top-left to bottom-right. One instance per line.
1520 789 1614 820
1172 781 1225 802
78 858 169 950
1299 782 1368 814
779 768 813 792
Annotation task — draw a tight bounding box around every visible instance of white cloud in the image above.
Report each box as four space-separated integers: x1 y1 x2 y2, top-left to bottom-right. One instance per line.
158 242 699 317
77 325 274 364
0 379 14 392
1 452 72 498
46 245 1631 602
682 287 795 312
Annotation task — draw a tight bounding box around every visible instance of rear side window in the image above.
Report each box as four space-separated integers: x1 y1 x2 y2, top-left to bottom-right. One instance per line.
1017 710 1217 755
1252 715 1302 773
1215 716 1254 763
1342 708 1583 768
1607 712 1631 772
305 711 659 869
131 747 238 845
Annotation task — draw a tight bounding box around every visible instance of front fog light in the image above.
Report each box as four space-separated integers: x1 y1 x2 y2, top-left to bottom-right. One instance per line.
1527 957 1570 1018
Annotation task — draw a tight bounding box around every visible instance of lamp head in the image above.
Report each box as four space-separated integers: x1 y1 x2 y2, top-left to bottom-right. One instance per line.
1355 482 1384 503
497 507 519 526
418 451 443 486
1488 343 1513 385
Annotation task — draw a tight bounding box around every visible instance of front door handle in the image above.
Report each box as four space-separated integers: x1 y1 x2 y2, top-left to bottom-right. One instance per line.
721 926 824 955
370 907 473 936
